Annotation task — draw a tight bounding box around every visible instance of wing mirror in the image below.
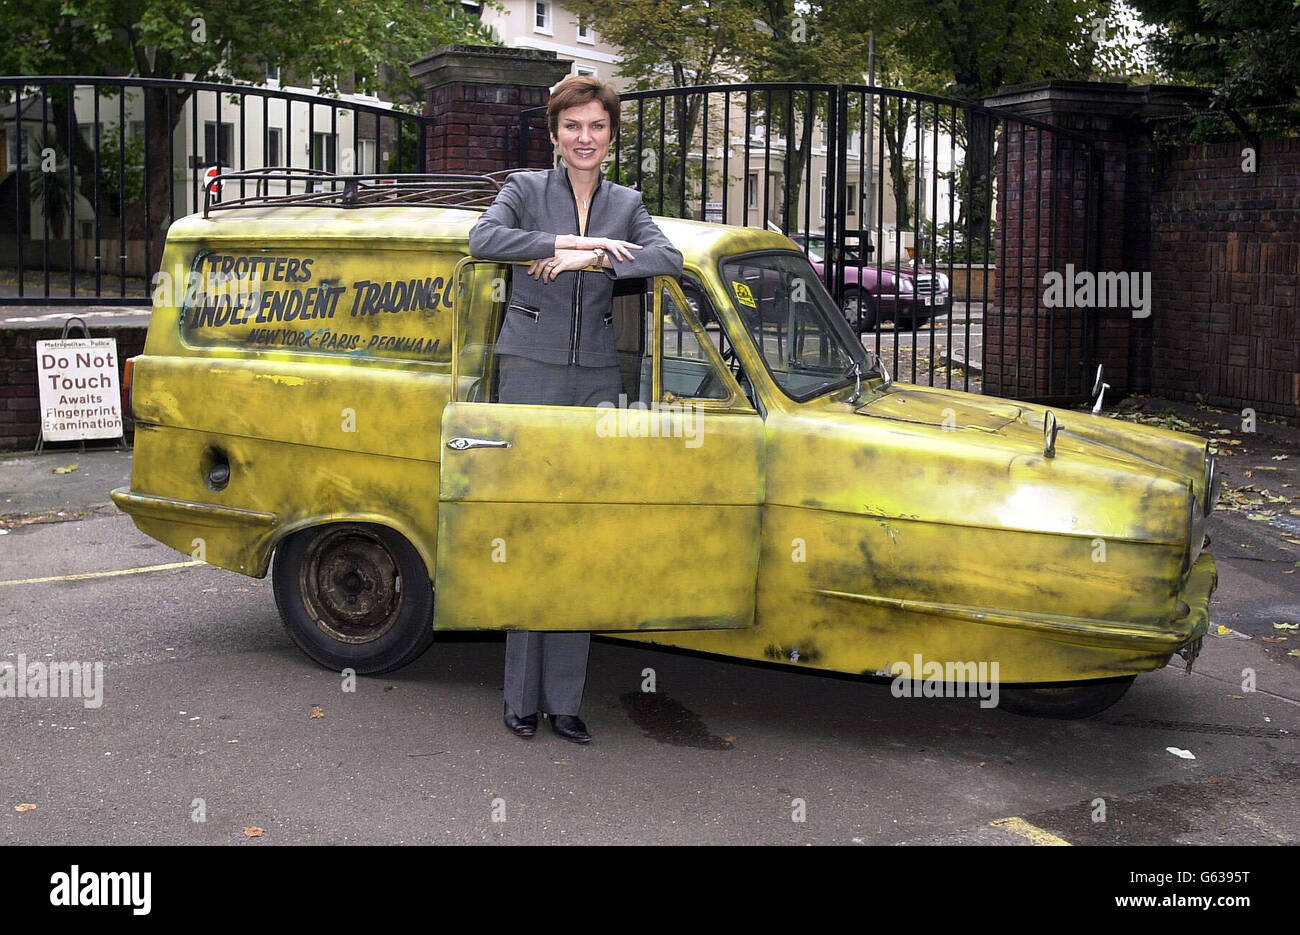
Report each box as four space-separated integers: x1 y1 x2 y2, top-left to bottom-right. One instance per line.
1043 410 1061 459
1090 364 1110 414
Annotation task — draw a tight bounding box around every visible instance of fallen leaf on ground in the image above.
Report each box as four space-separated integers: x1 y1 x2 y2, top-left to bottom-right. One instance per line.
243 826 264 838
1166 747 1196 759
1213 625 1251 640
1289 650 1300 658
51 464 78 474
1274 623 1299 631
14 803 37 812
309 706 324 719
1261 636 1289 643
1273 454 1289 460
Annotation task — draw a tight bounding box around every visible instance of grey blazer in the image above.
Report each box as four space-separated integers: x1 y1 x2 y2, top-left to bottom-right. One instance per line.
468 167 684 367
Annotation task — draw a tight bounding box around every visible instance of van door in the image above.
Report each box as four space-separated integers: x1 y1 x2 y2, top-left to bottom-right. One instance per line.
433 261 762 632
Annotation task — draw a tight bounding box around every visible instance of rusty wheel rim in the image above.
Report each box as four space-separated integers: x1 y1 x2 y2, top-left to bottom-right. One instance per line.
299 526 403 644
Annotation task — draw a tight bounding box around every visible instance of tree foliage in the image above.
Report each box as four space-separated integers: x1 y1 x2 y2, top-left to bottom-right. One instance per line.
1127 0 1300 129
0 1 496 240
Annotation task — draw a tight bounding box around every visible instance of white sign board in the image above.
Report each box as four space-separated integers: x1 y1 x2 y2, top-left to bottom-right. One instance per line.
705 200 723 223
36 338 124 442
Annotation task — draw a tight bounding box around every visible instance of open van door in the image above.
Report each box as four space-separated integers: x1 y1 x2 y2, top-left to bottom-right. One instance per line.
433 260 763 632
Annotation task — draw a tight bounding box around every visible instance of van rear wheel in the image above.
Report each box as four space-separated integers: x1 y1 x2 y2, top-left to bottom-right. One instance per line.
272 523 434 674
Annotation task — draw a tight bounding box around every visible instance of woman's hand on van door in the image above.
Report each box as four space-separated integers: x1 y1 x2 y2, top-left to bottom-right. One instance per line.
555 235 643 263
527 249 605 282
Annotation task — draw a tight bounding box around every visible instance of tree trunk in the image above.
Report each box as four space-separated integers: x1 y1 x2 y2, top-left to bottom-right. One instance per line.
879 96 910 230
124 86 189 257
963 107 995 250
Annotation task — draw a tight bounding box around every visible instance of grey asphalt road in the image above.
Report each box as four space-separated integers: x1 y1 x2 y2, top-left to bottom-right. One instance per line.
2 419 1298 846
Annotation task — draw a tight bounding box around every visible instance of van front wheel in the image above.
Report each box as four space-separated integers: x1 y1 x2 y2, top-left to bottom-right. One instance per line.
998 675 1135 719
272 523 434 674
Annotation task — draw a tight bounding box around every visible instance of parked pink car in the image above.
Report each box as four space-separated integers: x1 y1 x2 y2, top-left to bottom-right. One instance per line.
792 234 951 330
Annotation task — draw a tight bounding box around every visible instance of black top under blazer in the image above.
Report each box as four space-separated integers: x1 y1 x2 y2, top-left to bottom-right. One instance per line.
468 166 684 368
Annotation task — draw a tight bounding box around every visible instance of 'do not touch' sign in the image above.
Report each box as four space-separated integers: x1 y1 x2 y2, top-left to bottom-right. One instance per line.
36 338 124 442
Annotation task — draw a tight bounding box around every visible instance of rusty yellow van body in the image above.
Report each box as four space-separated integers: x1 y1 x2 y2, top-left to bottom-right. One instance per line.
111 173 1218 718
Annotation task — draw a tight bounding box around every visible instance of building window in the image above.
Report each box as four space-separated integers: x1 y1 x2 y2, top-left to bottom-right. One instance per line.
311 132 337 172
534 1 552 34
747 172 758 210
846 182 857 217
820 173 826 219
358 138 376 174
575 65 597 78
266 63 279 82
577 22 594 43
204 121 234 166
266 127 282 166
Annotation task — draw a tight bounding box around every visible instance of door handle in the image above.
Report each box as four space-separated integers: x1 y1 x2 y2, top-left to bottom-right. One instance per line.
446 436 511 451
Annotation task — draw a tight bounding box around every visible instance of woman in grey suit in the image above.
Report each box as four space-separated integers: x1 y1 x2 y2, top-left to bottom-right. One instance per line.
468 76 684 743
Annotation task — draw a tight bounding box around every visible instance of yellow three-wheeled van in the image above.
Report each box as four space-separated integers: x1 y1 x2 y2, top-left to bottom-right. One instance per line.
113 169 1218 718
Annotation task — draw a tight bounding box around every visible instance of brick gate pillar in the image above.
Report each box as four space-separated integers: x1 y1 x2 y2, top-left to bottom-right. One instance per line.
983 81 1206 402
411 45 574 175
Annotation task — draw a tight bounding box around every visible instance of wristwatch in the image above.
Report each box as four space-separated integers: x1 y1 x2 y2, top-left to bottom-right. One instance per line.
591 246 606 265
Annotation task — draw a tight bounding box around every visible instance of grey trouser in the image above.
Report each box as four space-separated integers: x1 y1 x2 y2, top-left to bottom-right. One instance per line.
497 354 622 717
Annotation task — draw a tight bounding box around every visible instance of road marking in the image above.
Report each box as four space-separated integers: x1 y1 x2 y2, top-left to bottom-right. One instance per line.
990 816 1072 846
0 560 204 587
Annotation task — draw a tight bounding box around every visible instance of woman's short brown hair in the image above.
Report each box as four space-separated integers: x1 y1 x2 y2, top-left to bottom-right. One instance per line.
548 76 620 137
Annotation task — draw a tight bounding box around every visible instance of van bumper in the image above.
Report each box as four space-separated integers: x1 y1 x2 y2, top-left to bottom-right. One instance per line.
110 487 277 576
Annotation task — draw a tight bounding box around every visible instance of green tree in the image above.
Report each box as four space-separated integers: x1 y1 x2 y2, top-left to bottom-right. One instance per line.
564 0 764 215
1127 0 1300 130
564 0 871 224
848 0 1135 250
0 1 495 241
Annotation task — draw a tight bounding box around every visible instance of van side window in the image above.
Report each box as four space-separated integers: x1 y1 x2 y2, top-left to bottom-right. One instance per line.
654 284 730 401
682 276 755 407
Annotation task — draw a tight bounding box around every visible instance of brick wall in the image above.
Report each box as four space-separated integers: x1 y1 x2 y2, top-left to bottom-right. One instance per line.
985 121 1107 400
1149 137 1300 419
1 326 146 449
424 83 554 174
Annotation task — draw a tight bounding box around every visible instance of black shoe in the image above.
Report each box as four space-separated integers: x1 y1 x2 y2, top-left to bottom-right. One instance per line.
550 714 591 744
504 703 537 738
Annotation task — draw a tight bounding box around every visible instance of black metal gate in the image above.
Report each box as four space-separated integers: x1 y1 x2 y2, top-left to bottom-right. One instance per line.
529 81 1103 403
0 76 426 306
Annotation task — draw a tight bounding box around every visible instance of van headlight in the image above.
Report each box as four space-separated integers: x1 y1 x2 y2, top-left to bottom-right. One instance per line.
1203 449 1222 514
1184 494 1203 573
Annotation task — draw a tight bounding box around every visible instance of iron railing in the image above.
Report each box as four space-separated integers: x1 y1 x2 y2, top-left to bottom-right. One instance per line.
0 76 427 305
527 82 1104 402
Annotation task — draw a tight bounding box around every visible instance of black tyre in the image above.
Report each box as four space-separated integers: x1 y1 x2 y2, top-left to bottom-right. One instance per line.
998 675 1136 719
272 522 434 674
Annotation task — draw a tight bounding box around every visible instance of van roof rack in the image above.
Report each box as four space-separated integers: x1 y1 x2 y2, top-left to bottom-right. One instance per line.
202 168 520 217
